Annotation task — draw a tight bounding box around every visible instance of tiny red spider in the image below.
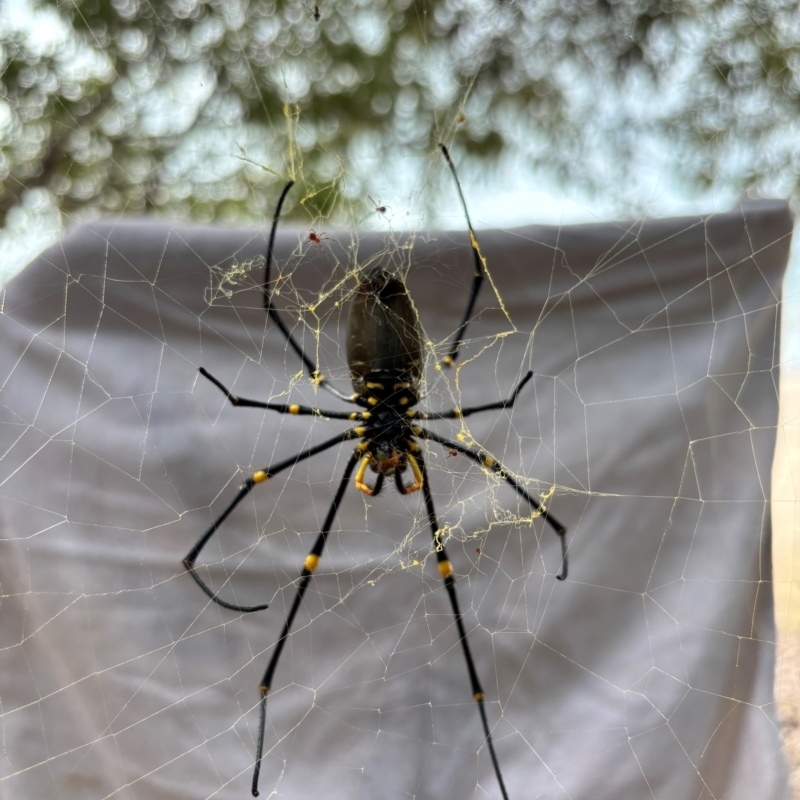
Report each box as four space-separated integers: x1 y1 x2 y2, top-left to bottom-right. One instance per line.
308 230 332 245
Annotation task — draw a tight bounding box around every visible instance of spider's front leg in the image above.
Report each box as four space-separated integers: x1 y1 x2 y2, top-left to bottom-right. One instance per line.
416 452 510 800
251 448 360 797
418 427 568 581
183 428 359 612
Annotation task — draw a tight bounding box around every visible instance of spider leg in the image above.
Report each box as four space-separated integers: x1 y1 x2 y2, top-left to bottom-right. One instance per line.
183 428 359 612
198 367 362 419
252 449 359 797
264 182 353 403
410 371 533 421
417 452 510 800
393 452 424 495
418 428 568 581
438 143 485 371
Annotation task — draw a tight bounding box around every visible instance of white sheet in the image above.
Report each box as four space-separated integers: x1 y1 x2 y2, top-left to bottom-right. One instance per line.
0 203 792 799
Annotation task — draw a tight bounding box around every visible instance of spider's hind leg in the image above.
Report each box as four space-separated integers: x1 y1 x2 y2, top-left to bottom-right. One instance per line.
197 367 358 418
262 180 353 402
437 143 485 372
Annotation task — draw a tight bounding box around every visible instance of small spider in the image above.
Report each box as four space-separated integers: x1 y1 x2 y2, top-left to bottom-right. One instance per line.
444 447 458 458
303 1 321 21
308 229 332 245
369 195 388 215
475 547 482 555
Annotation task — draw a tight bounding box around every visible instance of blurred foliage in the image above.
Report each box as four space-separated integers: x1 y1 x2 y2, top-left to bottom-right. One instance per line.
1 0 800 228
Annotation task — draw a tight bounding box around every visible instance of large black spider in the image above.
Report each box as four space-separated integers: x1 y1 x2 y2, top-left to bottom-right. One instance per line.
185 144 568 798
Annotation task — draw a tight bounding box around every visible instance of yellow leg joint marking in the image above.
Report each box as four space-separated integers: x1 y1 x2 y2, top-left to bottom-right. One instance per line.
252 470 268 483
401 454 424 495
442 355 454 367
349 411 360 420
438 560 453 579
407 439 420 453
412 425 422 436
357 440 369 452
452 409 462 418
354 426 366 437
355 456 374 495
305 553 320 572
289 404 300 414
261 685 270 695
368 397 378 406
474 692 484 702
482 455 496 468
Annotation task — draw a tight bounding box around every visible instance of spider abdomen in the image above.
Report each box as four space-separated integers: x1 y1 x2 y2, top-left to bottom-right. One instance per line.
347 268 422 395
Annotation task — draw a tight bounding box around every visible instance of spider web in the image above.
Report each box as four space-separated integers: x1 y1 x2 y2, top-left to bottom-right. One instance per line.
0 185 794 800
0 100 797 800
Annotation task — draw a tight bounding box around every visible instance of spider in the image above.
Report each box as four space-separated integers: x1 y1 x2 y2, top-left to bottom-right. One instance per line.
303 1 321 21
368 194 388 214
186 144 568 799
307 229 332 245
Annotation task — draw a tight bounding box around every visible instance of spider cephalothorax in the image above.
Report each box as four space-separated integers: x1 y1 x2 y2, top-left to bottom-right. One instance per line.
185 145 568 799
